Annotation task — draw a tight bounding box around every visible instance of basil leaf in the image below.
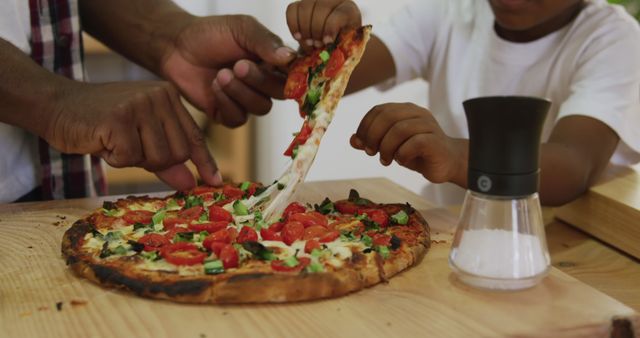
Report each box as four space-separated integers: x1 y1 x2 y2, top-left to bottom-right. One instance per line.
184 195 204 209
314 197 335 215
242 241 276 261
102 201 117 211
348 189 372 206
174 232 194 243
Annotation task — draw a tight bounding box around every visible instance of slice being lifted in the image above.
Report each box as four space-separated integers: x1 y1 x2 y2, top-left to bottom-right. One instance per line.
247 26 372 221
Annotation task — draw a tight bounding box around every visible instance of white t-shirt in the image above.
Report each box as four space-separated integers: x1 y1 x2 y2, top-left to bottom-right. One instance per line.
376 0 640 167
0 0 40 203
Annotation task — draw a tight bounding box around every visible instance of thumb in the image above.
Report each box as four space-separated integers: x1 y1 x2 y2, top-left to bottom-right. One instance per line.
232 16 296 66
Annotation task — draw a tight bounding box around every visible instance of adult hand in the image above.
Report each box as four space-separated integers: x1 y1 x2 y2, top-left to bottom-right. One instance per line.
46 81 222 190
350 103 467 185
161 15 296 128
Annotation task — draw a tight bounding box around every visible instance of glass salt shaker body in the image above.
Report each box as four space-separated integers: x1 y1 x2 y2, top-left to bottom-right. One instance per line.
449 96 551 290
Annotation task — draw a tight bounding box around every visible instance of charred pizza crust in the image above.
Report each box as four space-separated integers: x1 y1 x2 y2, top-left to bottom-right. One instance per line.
62 196 429 304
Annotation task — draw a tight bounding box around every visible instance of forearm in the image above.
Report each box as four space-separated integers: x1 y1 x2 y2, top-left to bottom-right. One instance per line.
79 0 194 76
344 35 396 95
0 38 72 138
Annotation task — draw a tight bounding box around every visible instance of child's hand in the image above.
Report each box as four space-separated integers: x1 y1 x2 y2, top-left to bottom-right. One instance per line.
350 103 467 185
286 0 361 51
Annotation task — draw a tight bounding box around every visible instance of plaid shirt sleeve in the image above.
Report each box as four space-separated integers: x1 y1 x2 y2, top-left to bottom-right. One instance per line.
28 0 106 199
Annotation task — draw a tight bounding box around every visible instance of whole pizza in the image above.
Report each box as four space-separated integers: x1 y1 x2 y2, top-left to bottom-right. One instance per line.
61 183 430 303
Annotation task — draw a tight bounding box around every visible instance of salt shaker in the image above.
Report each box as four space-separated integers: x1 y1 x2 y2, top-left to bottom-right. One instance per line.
449 96 551 290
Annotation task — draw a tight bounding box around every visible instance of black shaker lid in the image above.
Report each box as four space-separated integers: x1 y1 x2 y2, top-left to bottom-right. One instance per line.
463 96 550 196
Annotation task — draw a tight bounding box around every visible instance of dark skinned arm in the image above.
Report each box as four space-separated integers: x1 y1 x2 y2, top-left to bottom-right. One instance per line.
351 105 618 206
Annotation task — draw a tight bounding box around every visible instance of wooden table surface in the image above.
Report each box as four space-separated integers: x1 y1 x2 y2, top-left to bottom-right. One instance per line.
0 178 638 337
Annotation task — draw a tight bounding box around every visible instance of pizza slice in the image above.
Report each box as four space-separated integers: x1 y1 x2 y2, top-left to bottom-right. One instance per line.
247 26 372 221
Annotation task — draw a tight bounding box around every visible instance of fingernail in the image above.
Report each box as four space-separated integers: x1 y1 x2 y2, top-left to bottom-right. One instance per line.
323 35 334 44
313 40 323 48
234 60 250 78
217 69 233 86
305 39 314 47
365 147 376 156
380 158 391 166
293 32 302 40
212 79 221 91
213 171 223 186
351 135 364 148
276 46 296 60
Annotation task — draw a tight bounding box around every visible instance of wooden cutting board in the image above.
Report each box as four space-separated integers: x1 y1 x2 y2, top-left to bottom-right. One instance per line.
556 167 640 259
0 178 637 337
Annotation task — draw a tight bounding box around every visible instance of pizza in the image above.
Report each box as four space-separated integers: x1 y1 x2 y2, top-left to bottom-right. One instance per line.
249 25 372 221
61 183 430 303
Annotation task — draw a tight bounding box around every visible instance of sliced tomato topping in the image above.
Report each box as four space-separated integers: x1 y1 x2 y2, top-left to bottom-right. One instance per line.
268 221 285 232
304 239 321 254
162 217 188 230
282 221 305 245
335 200 360 215
164 227 190 241
282 202 307 221
122 210 154 225
271 257 311 272
303 225 328 240
192 186 217 195
237 226 258 244
188 221 228 234
208 242 226 257
178 206 204 221
227 227 238 242
284 121 313 157
260 227 283 241
372 234 392 246
208 205 233 222
319 230 340 243
284 71 308 100
359 209 389 227
324 48 346 78
160 242 206 266
290 211 328 228
223 185 244 200
244 182 259 197
138 233 170 252
219 244 239 269
205 228 232 244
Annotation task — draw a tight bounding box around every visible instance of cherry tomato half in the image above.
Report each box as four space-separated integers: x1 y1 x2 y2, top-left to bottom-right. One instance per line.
223 185 244 200
188 221 228 234
304 239 321 254
160 242 206 266
208 205 233 223
290 211 328 228
178 206 204 221
284 71 308 100
359 209 389 227
283 122 313 157
303 225 328 240
138 233 170 252
123 210 154 225
219 244 239 269
282 202 307 221
282 221 305 245
324 49 346 78
271 257 311 272
260 227 283 241
318 230 340 243
237 226 258 244
335 201 360 215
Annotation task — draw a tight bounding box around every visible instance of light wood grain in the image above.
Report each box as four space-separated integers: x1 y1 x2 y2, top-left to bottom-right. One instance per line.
0 178 637 338
556 168 640 259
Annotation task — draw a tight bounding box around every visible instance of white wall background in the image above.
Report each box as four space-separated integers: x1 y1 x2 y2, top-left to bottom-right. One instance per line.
173 0 434 198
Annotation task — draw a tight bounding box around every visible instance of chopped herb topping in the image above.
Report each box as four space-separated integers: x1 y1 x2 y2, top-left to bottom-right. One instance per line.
277 183 286 190
283 256 299 267
152 210 166 225
376 246 390 259
360 234 373 247
239 181 251 191
204 260 224 275
314 197 335 215
113 245 128 255
184 195 204 209
390 210 409 225
174 232 194 243
242 241 276 261
233 200 249 216
348 189 372 206
319 50 330 62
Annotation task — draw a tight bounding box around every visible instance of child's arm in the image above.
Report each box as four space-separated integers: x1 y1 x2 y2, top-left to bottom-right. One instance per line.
286 0 395 94
351 103 619 206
